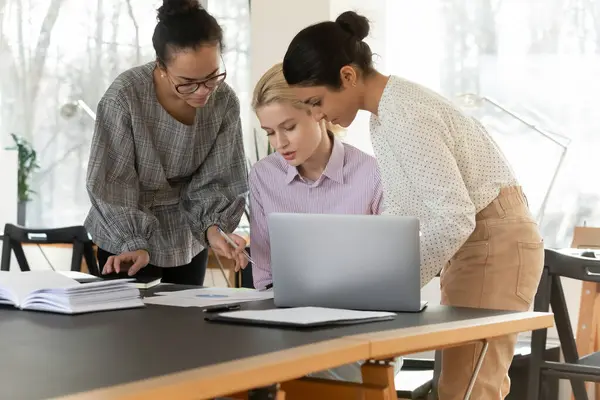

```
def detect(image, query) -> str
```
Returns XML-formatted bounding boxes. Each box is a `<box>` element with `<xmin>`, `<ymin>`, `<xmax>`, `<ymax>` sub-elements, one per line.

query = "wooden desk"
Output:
<box><xmin>0</xmin><ymin>288</ymin><xmax>552</xmax><ymax>400</ymax></box>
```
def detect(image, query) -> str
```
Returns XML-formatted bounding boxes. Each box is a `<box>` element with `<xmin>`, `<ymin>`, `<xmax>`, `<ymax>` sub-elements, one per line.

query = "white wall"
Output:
<box><xmin>249</xmin><ymin>0</ymin><xmax>331</xmax><ymax>160</ymax></box>
<box><xmin>328</xmin><ymin>0</ymin><xmax>386</xmax><ymax>154</ymax></box>
<box><xmin>249</xmin><ymin>0</ymin><xmax>386</xmax><ymax>159</ymax></box>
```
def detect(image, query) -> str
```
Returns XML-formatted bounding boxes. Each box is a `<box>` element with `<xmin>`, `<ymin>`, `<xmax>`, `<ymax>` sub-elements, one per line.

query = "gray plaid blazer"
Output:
<box><xmin>84</xmin><ymin>62</ymin><xmax>248</xmax><ymax>267</ymax></box>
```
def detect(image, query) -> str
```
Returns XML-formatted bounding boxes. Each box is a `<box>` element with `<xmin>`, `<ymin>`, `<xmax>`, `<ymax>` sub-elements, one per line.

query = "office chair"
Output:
<box><xmin>1</xmin><ymin>223</ymin><xmax>100</xmax><ymax>275</ymax></box>
<box><xmin>528</xmin><ymin>248</ymin><xmax>600</xmax><ymax>400</ymax></box>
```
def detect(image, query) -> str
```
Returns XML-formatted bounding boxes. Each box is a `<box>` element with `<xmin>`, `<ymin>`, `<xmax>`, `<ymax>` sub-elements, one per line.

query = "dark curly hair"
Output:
<box><xmin>152</xmin><ymin>0</ymin><xmax>223</xmax><ymax>66</ymax></box>
<box><xmin>283</xmin><ymin>11</ymin><xmax>374</xmax><ymax>88</ymax></box>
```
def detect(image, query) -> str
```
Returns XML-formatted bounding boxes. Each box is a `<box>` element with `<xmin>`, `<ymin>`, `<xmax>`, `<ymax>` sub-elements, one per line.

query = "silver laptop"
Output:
<box><xmin>267</xmin><ymin>213</ymin><xmax>427</xmax><ymax>312</ymax></box>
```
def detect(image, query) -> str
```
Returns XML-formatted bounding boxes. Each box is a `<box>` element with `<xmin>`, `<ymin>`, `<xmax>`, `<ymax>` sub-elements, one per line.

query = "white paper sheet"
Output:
<box><xmin>144</xmin><ymin>287</ymin><xmax>273</xmax><ymax>308</ymax></box>
<box><xmin>143</xmin><ymin>296</ymin><xmax>223</xmax><ymax>307</ymax></box>
<box><xmin>218</xmin><ymin>307</ymin><xmax>395</xmax><ymax>325</ymax></box>
<box><xmin>155</xmin><ymin>287</ymin><xmax>274</xmax><ymax>301</ymax></box>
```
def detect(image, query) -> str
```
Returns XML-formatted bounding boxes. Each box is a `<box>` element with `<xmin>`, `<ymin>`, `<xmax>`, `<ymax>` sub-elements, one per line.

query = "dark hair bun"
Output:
<box><xmin>157</xmin><ymin>0</ymin><xmax>201</xmax><ymax>21</ymax></box>
<box><xmin>335</xmin><ymin>11</ymin><xmax>370</xmax><ymax>41</ymax></box>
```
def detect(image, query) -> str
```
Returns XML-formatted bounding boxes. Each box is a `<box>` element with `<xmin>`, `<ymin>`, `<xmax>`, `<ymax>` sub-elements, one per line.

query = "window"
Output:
<box><xmin>0</xmin><ymin>0</ymin><xmax>250</xmax><ymax>229</ymax></box>
<box><xmin>382</xmin><ymin>0</ymin><xmax>600</xmax><ymax>248</ymax></box>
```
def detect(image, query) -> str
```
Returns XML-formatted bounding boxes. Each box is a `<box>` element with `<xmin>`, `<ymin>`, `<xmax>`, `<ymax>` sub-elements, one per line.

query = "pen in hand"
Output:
<box><xmin>216</xmin><ymin>227</ymin><xmax>255</xmax><ymax>265</ymax></box>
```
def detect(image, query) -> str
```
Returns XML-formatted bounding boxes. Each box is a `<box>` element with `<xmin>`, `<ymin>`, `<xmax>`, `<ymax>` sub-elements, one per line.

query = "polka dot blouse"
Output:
<box><xmin>370</xmin><ymin>76</ymin><xmax>518</xmax><ymax>288</ymax></box>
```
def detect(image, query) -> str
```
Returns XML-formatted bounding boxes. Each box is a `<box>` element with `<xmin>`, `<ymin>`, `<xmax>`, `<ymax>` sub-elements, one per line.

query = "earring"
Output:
<box><xmin>352</xmin><ymin>82</ymin><xmax>357</xmax><ymax>87</ymax></box>
<box><xmin>161</xmin><ymin>73</ymin><xmax>165</xmax><ymax>78</ymax></box>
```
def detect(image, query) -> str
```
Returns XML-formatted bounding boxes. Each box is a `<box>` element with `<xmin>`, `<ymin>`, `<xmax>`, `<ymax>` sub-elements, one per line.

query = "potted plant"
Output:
<box><xmin>6</xmin><ymin>133</ymin><xmax>40</xmax><ymax>226</ymax></box>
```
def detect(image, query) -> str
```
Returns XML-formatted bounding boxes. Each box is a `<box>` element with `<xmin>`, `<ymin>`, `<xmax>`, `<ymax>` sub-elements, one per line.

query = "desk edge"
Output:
<box><xmin>351</xmin><ymin>311</ymin><xmax>554</xmax><ymax>358</ymax></box>
<box><xmin>54</xmin><ymin>337</ymin><xmax>369</xmax><ymax>400</ymax></box>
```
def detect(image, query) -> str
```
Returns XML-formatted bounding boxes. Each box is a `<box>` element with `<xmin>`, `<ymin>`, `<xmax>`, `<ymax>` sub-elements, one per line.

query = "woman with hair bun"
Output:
<box><xmin>282</xmin><ymin>11</ymin><xmax>543</xmax><ymax>400</ymax></box>
<box><xmin>85</xmin><ymin>0</ymin><xmax>249</xmax><ymax>285</ymax></box>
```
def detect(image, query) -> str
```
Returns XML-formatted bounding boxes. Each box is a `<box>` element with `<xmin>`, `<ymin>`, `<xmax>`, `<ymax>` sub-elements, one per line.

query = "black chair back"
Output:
<box><xmin>1</xmin><ymin>223</ymin><xmax>99</xmax><ymax>275</ymax></box>
<box><xmin>528</xmin><ymin>248</ymin><xmax>600</xmax><ymax>400</ymax></box>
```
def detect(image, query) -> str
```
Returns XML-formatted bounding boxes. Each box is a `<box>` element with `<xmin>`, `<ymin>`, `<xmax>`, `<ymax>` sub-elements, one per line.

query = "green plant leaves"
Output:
<box><xmin>7</xmin><ymin>133</ymin><xmax>40</xmax><ymax>202</ymax></box>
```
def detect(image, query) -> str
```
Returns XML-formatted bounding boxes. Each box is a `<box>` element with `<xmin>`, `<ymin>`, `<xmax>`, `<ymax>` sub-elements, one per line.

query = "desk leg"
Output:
<box><xmin>282</xmin><ymin>377</ymin><xmax>388</xmax><ymax>399</ymax></box>
<box><xmin>361</xmin><ymin>359</ymin><xmax>397</xmax><ymax>400</ymax></box>
<box><xmin>229</xmin><ymin>372</ymin><xmax>394</xmax><ymax>400</ymax></box>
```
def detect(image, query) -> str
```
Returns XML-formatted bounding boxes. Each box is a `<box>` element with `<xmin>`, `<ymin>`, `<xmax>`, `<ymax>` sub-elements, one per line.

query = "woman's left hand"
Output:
<box><xmin>206</xmin><ymin>225</ymin><xmax>249</xmax><ymax>271</ymax></box>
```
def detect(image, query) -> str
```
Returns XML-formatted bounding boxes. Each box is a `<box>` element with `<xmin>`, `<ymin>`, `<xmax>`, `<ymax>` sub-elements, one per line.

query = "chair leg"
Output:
<box><xmin>1</xmin><ymin>235</ymin><xmax>11</xmax><ymax>271</ymax></box>
<box><xmin>551</xmin><ymin>274</ymin><xmax>589</xmax><ymax>399</ymax></box>
<box><xmin>82</xmin><ymin>243</ymin><xmax>100</xmax><ymax>276</ymax></box>
<box><xmin>11</xmin><ymin>241</ymin><xmax>30</xmax><ymax>271</ymax></box>
<box><xmin>71</xmin><ymin>241</ymin><xmax>84</xmax><ymax>272</ymax></box>
<box><xmin>527</xmin><ymin>267</ymin><xmax>551</xmax><ymax>400</ymax></box>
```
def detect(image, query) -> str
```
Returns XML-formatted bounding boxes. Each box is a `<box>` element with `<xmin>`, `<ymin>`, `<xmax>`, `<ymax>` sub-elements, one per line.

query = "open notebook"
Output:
<box><xmin>58</xmin><ymin>270</ymin><xmax>162</xmax><ymax>289</ymax></box>
<box><xmin>0</xmin><ymin>271</ymin><xmax>144</xmax><ymax>314</ymax></box>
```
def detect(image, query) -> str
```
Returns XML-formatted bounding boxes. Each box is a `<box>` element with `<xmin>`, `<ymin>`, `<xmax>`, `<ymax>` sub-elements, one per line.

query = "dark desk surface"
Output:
<box><xmin>0</xmin><ymin>285</ymin><xmax>552</xmax><ymax>400</ymax></box>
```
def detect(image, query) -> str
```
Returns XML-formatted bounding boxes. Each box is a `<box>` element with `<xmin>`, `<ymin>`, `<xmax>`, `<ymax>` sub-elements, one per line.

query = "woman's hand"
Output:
<box><xmin>206</xmin><ymin>225</ymin><xmax>249</xmax><ymax>271</ymax></box>
<box><xmin>102</xmin><ymin>250</ymin><xmax>150</xmax><ymax>276</ymax></box>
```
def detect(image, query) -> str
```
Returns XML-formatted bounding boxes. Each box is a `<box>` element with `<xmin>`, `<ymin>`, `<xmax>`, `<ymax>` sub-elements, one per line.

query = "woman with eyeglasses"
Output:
<box><xmin>84</xmin><ymin>0</ymin><xmax>249</xmax><ymax>285</ymax></box>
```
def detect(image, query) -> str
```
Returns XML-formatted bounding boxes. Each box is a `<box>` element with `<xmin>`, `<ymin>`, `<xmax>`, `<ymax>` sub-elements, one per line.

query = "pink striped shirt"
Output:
<box><xmin>249</xmin><ymin>137</ymin><xmax>384</xmax><ymax>290</ymax></box>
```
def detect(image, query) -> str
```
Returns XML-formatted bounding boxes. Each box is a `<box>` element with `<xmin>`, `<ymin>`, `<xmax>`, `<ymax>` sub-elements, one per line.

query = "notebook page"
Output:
<box><xmin>41</xmin><ymin>278</ymin><xmax>134</xmax><ymax>293</ymax></box>
<box><xmin>23</xmin><ymin>298</ymin><xmax>145</xmax><ymax>314</ymax></box>
<box><xmin>218</xmin><ymin>307</ymin><xmax>395</xmax><ymax>325</ymax></box>
<box><xmin>58</xmin><ymin>271</ymin><xmax>101</xmax><ymax>282</ymax></box>
<box><xmin>0</xmin><ymin>271</ymin><xmax>79</xmax><ymax>306</ymax></box>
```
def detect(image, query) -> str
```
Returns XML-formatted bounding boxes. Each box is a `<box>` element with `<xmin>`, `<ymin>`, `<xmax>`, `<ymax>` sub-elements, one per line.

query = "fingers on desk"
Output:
<box><xmin>103</xmin><ymin>256</ymin><xmax>115</xmax><ymax>274</ymax></box>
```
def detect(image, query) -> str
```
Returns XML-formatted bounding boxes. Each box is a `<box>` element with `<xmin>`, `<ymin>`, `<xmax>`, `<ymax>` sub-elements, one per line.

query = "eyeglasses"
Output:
<box><xmin>172</xmin><ymin>72</ymin><xmax>227</xmax><ymax>94</ymax></box>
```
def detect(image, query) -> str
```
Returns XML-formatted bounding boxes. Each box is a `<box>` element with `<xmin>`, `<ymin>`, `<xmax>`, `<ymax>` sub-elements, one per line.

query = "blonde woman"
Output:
<box><xmin>249</xmin><ymin>63</ymin><xmax>389</xmax><ymax>382</ymax></box>
<box><xmin>250</xmin><ymin>62</ymin><xmax>383</xmax><ymax>290</ymax></box>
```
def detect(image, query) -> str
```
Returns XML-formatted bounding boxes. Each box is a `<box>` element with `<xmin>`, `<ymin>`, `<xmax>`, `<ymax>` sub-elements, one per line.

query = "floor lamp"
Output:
<box><xmin>60</xmin><ymin>99</ymin><xmax>96</xmax><ymax>121</ymax></box>
<box><xmin>456</xmin><ymin>93</ymin><xmax>571</xmax><ymax>226</ymax></box>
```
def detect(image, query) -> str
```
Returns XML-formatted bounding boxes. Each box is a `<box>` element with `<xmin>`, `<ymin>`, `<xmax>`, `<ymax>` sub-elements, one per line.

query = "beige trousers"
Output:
<box><xmin>438</xmin><ymin>186</ymin><xmax>544</xmax><ymax>400</ymax></box>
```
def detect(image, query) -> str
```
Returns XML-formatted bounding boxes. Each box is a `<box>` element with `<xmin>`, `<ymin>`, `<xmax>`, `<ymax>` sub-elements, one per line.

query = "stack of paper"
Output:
<box><xmin>144</xmin><ymin>287</ymin><xmax>273</xmax><ymax>308</ymax></box>
<box><xmin>0</xmin><ymin>270</ymin><xmax>144</xmax><ymax>314</ymax></box>
<box><xmin>58</xmin><ymin>271</ymin><xmax>162</xmax><ymax>289</ymax></box>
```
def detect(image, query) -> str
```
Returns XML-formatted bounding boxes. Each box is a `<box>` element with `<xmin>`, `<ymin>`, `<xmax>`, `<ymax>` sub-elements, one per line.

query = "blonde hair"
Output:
<box><xmin>252</xmin><ymin>62</ymin><xmax>343</xmax><ymax>135</ymax></box>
